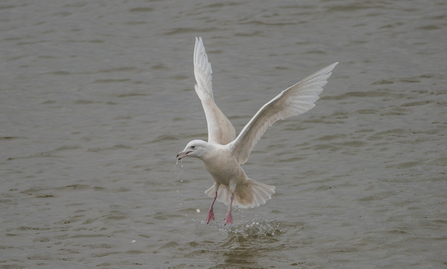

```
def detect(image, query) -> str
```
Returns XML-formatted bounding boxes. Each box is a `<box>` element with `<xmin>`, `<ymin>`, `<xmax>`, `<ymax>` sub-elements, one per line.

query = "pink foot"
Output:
<box><xmin>224</xmin><ymin>210</ymin><xmax>233</xmax><ymax>225</ymax></box>
<box><xmin>224</xmin><ymin>192</ymin><xmax>234</xmax><ymax>225</ymax></box>
<box><xmin>206</xmin><ymin>191</ymin><xmax>218</xmax><ymax>224</ymax></box>
<box><xmin>206</xmin><ymin>208</ymin><xmax>215</xmax><ymax>224</ymax></box>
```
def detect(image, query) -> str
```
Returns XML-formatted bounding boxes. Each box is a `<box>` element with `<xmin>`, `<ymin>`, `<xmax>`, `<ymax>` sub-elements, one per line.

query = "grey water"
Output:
<box><xmin>1</xmin><ymin>0</ymin><xmax>447</xmax><ymax>268</ymax></box>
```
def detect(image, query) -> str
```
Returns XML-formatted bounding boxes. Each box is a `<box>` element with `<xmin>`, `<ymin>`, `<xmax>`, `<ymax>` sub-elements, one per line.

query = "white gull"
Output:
<box><xmin>177</xmin><ymin>37</ymin><xmax>338</xmax><ymax>225</ymax></box>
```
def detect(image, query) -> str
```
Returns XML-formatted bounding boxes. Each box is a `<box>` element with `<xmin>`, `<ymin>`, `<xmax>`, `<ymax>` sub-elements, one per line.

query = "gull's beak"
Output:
<box><xmin>176</xmin><ymin>150</ymin><xmax>191</xmax><ymax>160</ymax></box>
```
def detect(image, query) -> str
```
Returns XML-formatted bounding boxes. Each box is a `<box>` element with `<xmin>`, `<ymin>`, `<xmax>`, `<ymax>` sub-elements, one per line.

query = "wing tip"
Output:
<box><xmin>325</xmin><ymin>62</ymin><xmax>339</xmax><ymax>71</ymax></box>
<box><xmin>327</xmin><ymin>62</ymin><xmax>339</xmax><ymax>72</ymax></box>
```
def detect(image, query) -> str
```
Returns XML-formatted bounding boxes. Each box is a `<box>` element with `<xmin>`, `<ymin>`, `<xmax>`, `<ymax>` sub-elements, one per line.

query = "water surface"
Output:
<box><xmin>1</xmin><ymin>0</ymin><xmax>446</xmax><ymax>268</ymax></box>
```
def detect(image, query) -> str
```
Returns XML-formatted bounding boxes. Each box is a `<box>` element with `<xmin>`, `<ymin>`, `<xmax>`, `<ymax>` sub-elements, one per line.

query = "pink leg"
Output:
<box><xmin>224</xmin><ymin>193</ymin><xmax>234</xmax><ymax>225</ymax></box>
<box><xmin>206</xmin><ymin>191</ymin><xmax>217</xmax><ymax>224</ymax></box>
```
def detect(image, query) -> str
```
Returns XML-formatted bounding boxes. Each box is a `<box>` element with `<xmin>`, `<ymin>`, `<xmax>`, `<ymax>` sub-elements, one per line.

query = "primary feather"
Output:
<box><xmin>229</xmin><ymin>62</ymin><xmax>338</xmax><ymax>164</ymax></box>
<box><xmin>193</xmin><ymin>37</ymin><xmax>236</xmax><ymax>145</ymax></box>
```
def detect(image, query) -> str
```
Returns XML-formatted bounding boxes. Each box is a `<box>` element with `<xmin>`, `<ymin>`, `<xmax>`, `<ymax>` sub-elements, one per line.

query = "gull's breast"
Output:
<box><xmin>202</xmin><ymin>148</ymin><xmax>247</xmax><ymax>186</ymax></box>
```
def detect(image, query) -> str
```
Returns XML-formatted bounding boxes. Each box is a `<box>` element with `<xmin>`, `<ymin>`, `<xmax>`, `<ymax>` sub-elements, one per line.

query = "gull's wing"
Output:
<box><xmin>229</xmin><ymin>62</ymin><xmax>338</xmax><ymax>164</ymax></box>
<box><xmin>193</xmin><ymin>37</ymin><xmax>236</xmax><ymax>145</ymax></box>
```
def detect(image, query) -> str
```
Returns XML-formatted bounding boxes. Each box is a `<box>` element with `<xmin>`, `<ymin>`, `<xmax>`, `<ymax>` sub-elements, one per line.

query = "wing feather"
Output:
<box><xmin>193</xmin><ymin>37</ymin><xmax>236</xmax><ymax>145</ymax></box>
<box><xmin>229</xmin><ymin>62</ymin><xmax>338</xmax><ymax>164</ymax></box>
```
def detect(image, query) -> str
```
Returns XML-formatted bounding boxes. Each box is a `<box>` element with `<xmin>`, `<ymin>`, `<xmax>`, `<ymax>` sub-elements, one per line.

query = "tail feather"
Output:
<box><xmin>204</xmin><ymin>184</ymin><xmax>215</xmax><ymax>198</ymax></box>
<box><xmin>206</xmin><ymin>179</ymin><xmax>275</xmax><ymax>209</ymax></box>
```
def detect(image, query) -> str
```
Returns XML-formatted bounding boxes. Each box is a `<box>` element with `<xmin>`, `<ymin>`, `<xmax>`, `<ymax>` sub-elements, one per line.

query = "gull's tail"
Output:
<box><xmin>206</xmin><ymin>179</ymin><xmax>275</xmax><ymax>209</ymax></box>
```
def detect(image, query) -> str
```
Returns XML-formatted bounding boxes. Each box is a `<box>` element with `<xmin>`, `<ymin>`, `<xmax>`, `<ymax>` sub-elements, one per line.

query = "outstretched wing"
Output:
<box><xmin>229</xmin><ymin>62</ymin><xmax>338</xmax><ymax>164</ymax></box>
<box><xmin>193</xmin><ymin>37</ymin><xmax>236</xmax><ymax>145</ymax></box>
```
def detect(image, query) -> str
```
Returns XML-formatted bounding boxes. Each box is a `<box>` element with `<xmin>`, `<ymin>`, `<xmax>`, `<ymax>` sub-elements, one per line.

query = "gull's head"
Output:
<box><xmin>176</xmin><ymin>140</ymin><xmax>208</xmax><ymax>160</ymax></box>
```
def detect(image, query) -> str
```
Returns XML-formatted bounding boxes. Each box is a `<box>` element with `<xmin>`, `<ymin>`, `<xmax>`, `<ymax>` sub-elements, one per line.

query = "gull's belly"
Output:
<box><xmin>202</xmin><ymin>152</ymin><xmax>246</xmax><ymax>186</ymax></box>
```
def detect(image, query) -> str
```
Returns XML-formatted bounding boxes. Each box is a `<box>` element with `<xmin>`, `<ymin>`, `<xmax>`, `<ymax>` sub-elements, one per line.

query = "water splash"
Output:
<box><xmin>218</xmin><ymin>217</ymin><xmax>283</xmax><ymax>239</ymax></box>
<box><xmin>175</xmin><ymin>160</ymin><xmax>184</xmax><ymax>206</ymax></box>
<box><xmin>174</xmin><ymin>159</ymin><xmax>183</xmax><ymax>182</ymax></box>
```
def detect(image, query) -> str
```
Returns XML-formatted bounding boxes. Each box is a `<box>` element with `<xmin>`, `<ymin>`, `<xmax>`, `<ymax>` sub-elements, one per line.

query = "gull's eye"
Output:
<box><xmin>191</xmin><ymin>146</ymin><xmax>196</xmax><ymax>149</ymax></box>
